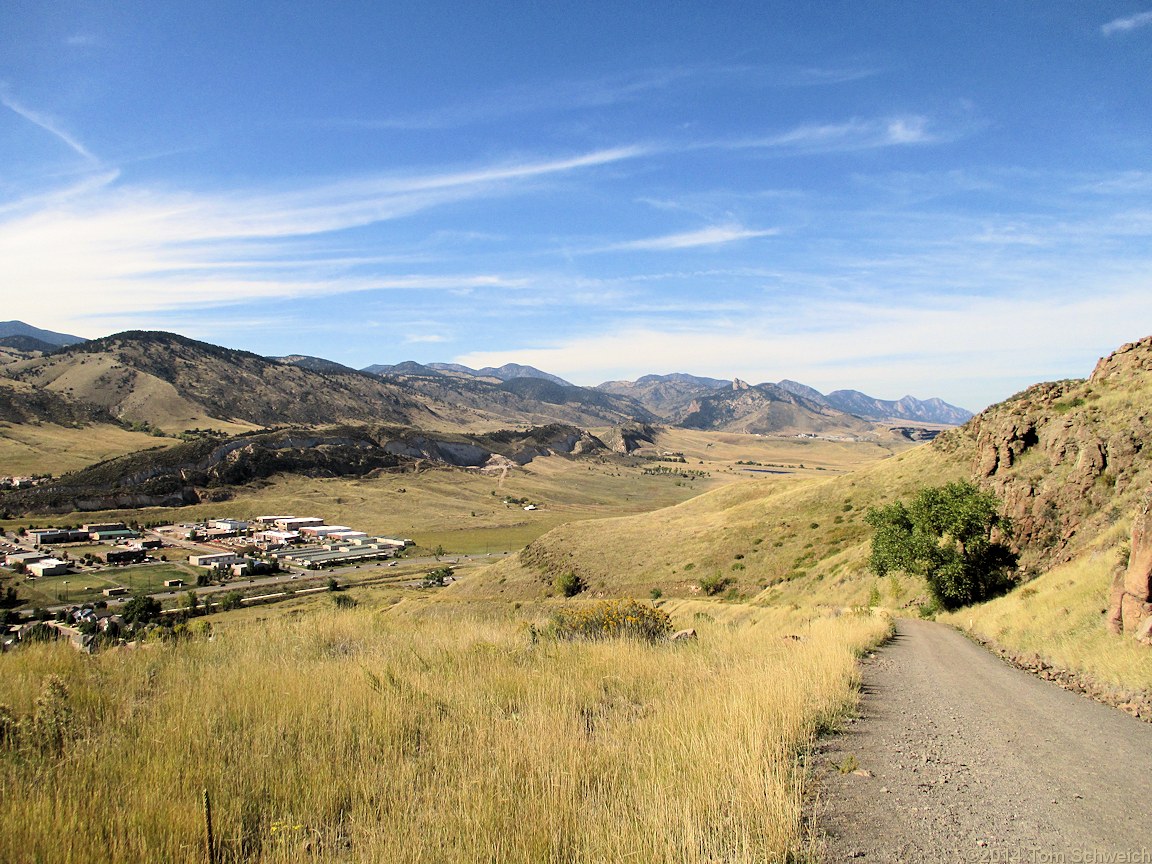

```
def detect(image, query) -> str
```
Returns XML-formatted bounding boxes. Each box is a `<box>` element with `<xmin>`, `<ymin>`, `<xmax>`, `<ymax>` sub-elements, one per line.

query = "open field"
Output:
<box><xmin>632</xmin><ymin>427</ymin><xmax>912</xmax><ymax>475</ymax></box>
<box><xmin>0</xmin><ymin>597</ymin><xmax>890</xmax><ymax>864</ymax></box>
<box><xmin>0</xmin><ymin>422</ymin><xmax>176</xmax><ymax>477</ymax></box>
<box><xmin>2</xmin><ymin>433</ymin><xmax>910</xmax><ymax>559</ymax></box>
<box><xmin>14</xmin><ymin>561</ymin><xmax>203</xmax><ymax>608</ymax></box>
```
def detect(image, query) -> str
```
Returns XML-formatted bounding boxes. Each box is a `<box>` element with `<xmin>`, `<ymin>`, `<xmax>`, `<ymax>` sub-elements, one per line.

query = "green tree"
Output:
<box><xmin>865</xmin><ymin>481</ymin><xmax>1018</xmax><ymax>611</ymax></box>
<box><xmin>122</xmin><ymin>592</ymin><xmax>161</xmax><ymax>626</ymax></box>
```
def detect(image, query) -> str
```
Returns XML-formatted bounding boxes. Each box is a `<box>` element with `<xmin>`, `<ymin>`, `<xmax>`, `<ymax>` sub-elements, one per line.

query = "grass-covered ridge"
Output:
<box><xmin>0</xmin><ymin>600</ymin><xmax>889</xmax><ymax>863</ymax></box>
<box><xmin>468</xmin><ymin>443</ymin><xmax>967</xmax><ymax>605</ymax></box>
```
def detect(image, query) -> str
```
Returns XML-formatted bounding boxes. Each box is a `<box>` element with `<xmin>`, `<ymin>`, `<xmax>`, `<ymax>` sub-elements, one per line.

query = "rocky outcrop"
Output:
<box><xmin>1108</xmin><ymin>488</ymin><xmax>1152</xmax><ymax>640</ymax></box>
<box><xmin>937</xmin><ymin>339</ymin><xmax>1152</xmax><ymax>570</ymax></box>
<box><xmin>599</xmin><ymin>423</ymin><xmax>658</xmax><ymax>454</ymax></box>
<box><xmin>1091</xmin><ymin>335</ymin><xmax>1152</xmax><ymax>382</ymax></box>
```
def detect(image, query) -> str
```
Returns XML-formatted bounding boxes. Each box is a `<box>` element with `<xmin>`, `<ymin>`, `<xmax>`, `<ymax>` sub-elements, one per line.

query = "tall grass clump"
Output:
<box><xmin>0</xmin><ymin>601</ymin><xmax>888</xmax><ymax>863</ymax></box>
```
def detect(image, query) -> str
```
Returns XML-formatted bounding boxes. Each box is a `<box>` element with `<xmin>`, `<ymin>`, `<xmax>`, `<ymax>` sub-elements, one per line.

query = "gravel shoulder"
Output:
<box><xmin>813</xmin><ymin>617</ymin><xmax>1152</xmax><ymax>863</ymax></box>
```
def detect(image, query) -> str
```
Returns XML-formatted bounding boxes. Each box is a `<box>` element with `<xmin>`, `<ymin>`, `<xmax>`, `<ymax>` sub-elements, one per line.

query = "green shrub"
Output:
<box><xmin>555</xmin><ymin>571</ymin><xmax>584</xmax><ymax>597</ymax></box>
<box><xmin>550</xmin><ymin>599</ymin><xmax>672</xmax><ymax>643</ymax></box>
<box><xmin>698</xmin><ymin>573</ymin><xmax>731</xmax><ymax>596</ymax></box>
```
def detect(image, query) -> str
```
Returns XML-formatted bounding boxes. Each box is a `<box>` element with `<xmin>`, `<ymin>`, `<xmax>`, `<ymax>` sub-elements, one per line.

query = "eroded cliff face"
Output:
<box><xmin>936</xmin><ymin>337</ymin><xmax>1152</xmax><ymax>572</ymax></box>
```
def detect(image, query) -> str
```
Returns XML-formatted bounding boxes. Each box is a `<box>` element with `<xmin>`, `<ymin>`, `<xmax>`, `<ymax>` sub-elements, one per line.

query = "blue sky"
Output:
<box><xmin>2</xmin><ymin>2</ymin><xmax>1151</xmax><ymax>410</ymax></box>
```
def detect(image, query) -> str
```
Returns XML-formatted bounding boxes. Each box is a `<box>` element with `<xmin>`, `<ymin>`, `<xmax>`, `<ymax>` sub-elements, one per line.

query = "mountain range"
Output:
<box><xmin>0</xmin><ymin>323</ymin><xmax>971</xmax><ymax>436</ymax></box>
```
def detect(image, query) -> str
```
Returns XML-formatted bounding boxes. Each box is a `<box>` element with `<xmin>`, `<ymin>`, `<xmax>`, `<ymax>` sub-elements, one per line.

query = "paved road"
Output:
<box><xmin>815</xmin><ymin>618</ymin><xmax>1152</xmax><ymax>863</ymax></box>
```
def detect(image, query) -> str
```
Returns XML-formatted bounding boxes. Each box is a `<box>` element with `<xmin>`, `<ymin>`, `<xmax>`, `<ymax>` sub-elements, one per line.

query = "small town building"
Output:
<box><xmin>29</xmin><ymin>528</ymin><xmax>90</xmax><ymax>545</ymax></box>
<box><xmin>163</xmin><ymin>578</ymin><xmax>187</xmax><ymax>588</ymax></box>
<box><xmin>254</xmin><ymin>530</ymin><xmax>300</xmax><ymax>546</ymax></box>
<box><xmin>6</xmin><ymin>550</ymin><xmax>47</xmax><ymax>567</ymax></box>
<box><xmin>299</xmin><ymin>525</ymin><xmax>352</xmax><ymax>538</ymax></box>
<box><xmin>82</xmin><ymin>522</ymin><xmax>127</xmax><ymax>533</ymax></box>
<box><xmin>28</xmin><ymin>558</ymin><xmax>70</xmax><ymax>577</ymax></box>
<box><xmin>90</xmin><ymin>528</ymin><xmax>140</xmax><ymax>542</ymax></box>
<box><xmin>274</xmin><ymin>517</ymin><xmax>325</xmax><ymax>531</ymax></box>
<box><xmin>189</xmin><ymin>552</ymin><xmax>240</xmax><ymax>568</ymax></box>
<box><xmin>106</xmin><ymin>549</ymin><xmax>147</xmax><ymax>565</ymax></box>
<box><xmin>102</xmin><ymin>587</ymin><xmax>129</xmax><ymax>597</ymax></box>
<box><xmin>212</xmin><ymin>519</ymin><xmax>249</xmax><ymax>532</ymax></box>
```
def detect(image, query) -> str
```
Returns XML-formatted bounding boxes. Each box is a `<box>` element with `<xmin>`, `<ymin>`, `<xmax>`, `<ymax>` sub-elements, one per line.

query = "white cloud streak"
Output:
<box><xmin>734</xmin><ymin>115</ymin><xmax>937</xmax><ymax>152</ymax></box>
<box><xmin>1102</xmin><ymin>10</ymin><xmax>1152</xmax><ymax>35</ymax></box>
<box><xmin>609</xmin><ymin>224</ymin><xmax>779</xmax><ymax>251</ymax></box>
<box><xmin>0</xmin><ymin>90</ymin><xmax>97</xmax><ymax>162</ymax></box>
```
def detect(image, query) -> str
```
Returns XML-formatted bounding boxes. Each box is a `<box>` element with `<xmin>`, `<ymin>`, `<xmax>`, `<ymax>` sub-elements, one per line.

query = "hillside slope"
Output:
<box><xmin>454</xmin><ymin>444</ymin><xmax>967</xmax><ymax>603</ymax></box>
<box><xmin>936</xmin><ymin>336</ymin><xmax>1152</xmax><ymax>573</ymax></box>
<box><xmin>464</xmin><ymin>340</ymin><xmax>1150</xmax><ymax>596</ymax></box>
<box><xmin>4</xmin><ymin>331</ymin><xmax>651</xmax><ymax>433</ymax></box>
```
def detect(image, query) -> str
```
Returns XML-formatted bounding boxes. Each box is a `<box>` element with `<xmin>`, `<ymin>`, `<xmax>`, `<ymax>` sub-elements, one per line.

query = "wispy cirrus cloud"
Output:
<box><xmin>1101</xmin><ymin>10</ymin><xmax>1152</xmax><ymax>35</ymax></box>
<box><xmin>608</xmin><ymin>223</ymin><xmax>778</xmax><ymax>251</ymax></box>
<box><xmin>0</xmin><ymin>145</ymin><xmax>643</xmax><ymax>329</ymax></box>
<box><xmin>754</xmin><ymin>115</ymin><xmax>936</xmax><ymax>151</ymax></box>
<box><xmin>0</xmin><ymin>88</ymin><xmax>98</xmax><ymax>162</ymax></box>
<box><xmin>325</xmin><ymin>63</ymin><xmax>876</xmax><ymax>132</ymax></box>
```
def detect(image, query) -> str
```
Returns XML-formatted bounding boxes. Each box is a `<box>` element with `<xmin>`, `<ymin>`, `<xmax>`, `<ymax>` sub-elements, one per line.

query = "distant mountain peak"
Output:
<box><xmin>0</xmin><ymin>321</ymin><xmax>86</xmax><ymax>347</ymax></box>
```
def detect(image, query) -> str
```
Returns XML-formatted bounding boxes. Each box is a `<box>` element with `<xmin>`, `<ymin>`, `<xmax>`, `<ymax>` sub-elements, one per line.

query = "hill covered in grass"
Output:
<box><xmin>460</xmin><ymin>336</ymin><xmax>1152</xmax><ymax>693</ymax></box>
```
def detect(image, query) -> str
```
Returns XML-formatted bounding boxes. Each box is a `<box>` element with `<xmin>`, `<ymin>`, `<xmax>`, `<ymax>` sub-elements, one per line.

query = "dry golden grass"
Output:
<box><xmin>463</xmin><ymin>443</ymin><xmax>965</xmax><ymax>604</ymax></box>
<box><xmin>0</xmin><ymin>599</ymin><xmax>890</xmax><ymax>864</ymax></box>
<box><xmin>0</xmin><ymin>422</ymin><xmax>177</xmax><ymax>476</ymax></box>
<box><xmin>943</xmin><ymin>539</ymin><xmax>1152</xmax><ymax>692</ymax></box>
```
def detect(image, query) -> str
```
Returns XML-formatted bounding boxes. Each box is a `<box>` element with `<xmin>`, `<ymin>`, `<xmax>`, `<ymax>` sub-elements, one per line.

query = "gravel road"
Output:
<box><xmin>814</xmin><ymin>617</ymin><xmax>1152</xmax><ymax>863</ymax></box>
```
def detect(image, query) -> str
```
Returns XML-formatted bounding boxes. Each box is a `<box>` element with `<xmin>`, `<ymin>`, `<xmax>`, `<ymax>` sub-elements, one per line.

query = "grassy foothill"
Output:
<box><xmin>0</xmin><ymin>599</ymin><xmax>890</xmax><ymax>864</ymax></box>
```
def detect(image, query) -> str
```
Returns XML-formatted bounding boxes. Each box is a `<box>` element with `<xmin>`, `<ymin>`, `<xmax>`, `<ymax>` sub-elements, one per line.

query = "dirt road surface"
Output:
<box><xmin>815</xmin><ymin>618</ymin><xmax>1152</xmax><ymax>863</ymax></box>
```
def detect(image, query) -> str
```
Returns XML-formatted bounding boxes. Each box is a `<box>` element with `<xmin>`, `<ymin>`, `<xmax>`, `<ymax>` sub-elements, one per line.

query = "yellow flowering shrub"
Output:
<box><xmin>550</xmin><ymin>599</ymin><xmax>673</xmax><ymax>643</ymax></box>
